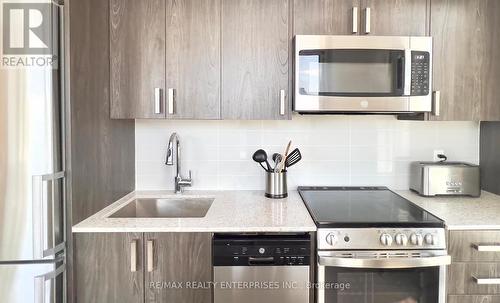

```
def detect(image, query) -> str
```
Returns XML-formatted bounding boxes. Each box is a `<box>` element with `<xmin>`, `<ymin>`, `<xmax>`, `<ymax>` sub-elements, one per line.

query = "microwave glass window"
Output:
<box><xmin>298</xmin><ymin>49</ymin><xmax>405</xmax><ymax>97</ymax></box>
<box><xmin>322</xmin><ymin>266</ymin><xmax>440</xmax><ymax>303</ymax></box>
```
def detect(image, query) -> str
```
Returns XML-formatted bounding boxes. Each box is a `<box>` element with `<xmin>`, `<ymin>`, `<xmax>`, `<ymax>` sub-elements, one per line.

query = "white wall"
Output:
<box><xmin>136</xmin><ymin>115</ymin><xmax>479</xmax><ymax>191</ymax></box>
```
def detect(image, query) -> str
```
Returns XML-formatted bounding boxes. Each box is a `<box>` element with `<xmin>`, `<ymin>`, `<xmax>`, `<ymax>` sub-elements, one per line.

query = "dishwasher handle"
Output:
<box><xmin>248</xmin><ymin>257</ymin><xmax>275</xmax><ymax>265</ymax></box>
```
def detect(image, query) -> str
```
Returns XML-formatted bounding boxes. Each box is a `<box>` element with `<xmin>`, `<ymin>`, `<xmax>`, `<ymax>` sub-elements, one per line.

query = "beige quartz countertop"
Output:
<box><xmin>396</xmin><ymin>190</ymin><xmax>500</xmax><ymax>230</ymax></box>
<box><xmin>73</xmin><ymin>188</ymin><xmax>500</xmax><ymax>233</ymax></box>
<box><xmin>72</xmin><ymin>190</ymin><xmax>317</xmax><ymax>233</ymax></box>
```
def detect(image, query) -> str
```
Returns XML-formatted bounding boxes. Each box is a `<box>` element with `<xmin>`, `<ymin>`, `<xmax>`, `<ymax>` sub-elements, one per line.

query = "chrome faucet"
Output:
<box><xmin>166</xmin><ymin>132</ymin><xmax>192</xmax><ymax>193</ymax></box>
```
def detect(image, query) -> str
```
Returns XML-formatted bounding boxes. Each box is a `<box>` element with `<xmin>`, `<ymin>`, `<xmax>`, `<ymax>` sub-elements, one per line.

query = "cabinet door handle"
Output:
<box><xmin>280</xmin><ymin>89</ymin><xmax>286</xmax><ymax>116</ymax></box>
<box><xmin>130</xmin><ymin>240</ymin><xmax>137</xmax><ymax>272</ymax></box>
<box><xmin>473</xmin><ymin>244</ymin><xmax>500</xmax><ymax>252</ymax></box>
<box><xmin>472</xmin><ymin>275</ymin><xmax>500</xmax><ymax>285</ymax></box>
<box><xmin>147</xmin><ymin>240</ymin><xmax>154</xmax><ymax>272</ymax></box>
<box><xmin>364</xmin><ymin>8</ymin><xmax>371</xmax><ymax>34</ymax></box>
<box><xmin>168</xmin><ymin>88</ymin><xmax>175</xmax><ymax>115</ymax></box>
<box><xmin>433</xmin><ymin>91</ymin><xmax>441</xmax><ymax>116</ymax></box>
<box><xmin>154</xmin><ymin>88</ymin><xmax>162</xmax><ymax>114</ymax></box>
<box><xmin>352</xmin><ymin>7</ymin><xmax>359</xmax><ymax>34</ymax></box>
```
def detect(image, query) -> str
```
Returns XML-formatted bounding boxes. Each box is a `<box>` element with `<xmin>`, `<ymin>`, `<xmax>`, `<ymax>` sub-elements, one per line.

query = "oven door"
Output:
<box><xmin>317</xmin><ymin>251</ymin><xmax>450</xmax><ymax>303</ymax></box>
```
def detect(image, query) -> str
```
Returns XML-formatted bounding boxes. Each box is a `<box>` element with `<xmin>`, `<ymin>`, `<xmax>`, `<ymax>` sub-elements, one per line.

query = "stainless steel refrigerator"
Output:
<box><xmin>0</xmin><ymin>2</ymin><xmax>66</xmax><ymax>303</ymax></box>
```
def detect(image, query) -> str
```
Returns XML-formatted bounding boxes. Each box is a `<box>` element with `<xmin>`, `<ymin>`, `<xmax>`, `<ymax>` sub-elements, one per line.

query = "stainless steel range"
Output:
<box><xmin>298</xmin><ymin>186</ymin><xmax>451</xmax><ymax>303</ymax></box>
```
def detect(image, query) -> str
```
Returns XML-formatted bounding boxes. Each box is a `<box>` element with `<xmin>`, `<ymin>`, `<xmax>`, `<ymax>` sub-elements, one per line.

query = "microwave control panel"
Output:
<box><xmin>410</xmin><ymin>51</ymin><xmax>430</xmax><ymax>96</ymax></box>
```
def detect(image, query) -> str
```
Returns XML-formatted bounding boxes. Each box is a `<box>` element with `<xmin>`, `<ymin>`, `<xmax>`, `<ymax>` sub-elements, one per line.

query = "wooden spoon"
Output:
<box><xmin>276</xmin><ymin>140</ymin><xmax>291</xmax><ymax>172</ymax></box>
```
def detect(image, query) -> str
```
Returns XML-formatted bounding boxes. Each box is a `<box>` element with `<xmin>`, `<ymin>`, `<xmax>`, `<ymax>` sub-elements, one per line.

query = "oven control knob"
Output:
<box><xmin>395</xmin><ymin>234</ymin><xmax>408</xmax><ymax>246</ymax></box>
<box><xmin>325</xmin><ymin>233</ymin><xmax>337</xmax><ymax>246</ymax></box>
<box><xmin>410</xmin><ymin>233</ymin><xmax>424</xmax><ymax>246</ymax></box>
<box><xmin>380</xmin><ymin>234</ymin><xmax>393</xmax><ymax>246</ymax></box>
<box><xmin>424</xmin><ymin>234</ymin><xmax>438</xmax><ymax>245</ymax></box>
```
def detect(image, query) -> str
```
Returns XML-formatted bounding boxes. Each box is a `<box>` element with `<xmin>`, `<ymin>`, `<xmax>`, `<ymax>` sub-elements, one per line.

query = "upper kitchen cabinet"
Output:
<box><xmin>221</xmin><ymin>0</ymin><xmax>291</xmax><ymax>120</ymax></box>
<box><xmin>110</xmin><ymin>0</ymin><xmax>221</xmax><ymax>119</ymax></box>
<box><xmin>361</xmin><ymin>0</ymin><xmax>428</xmax><ymax>36</ymax></box>
<box><xmin>293</xmin><ymin>0</ymin><xmax>360</xmax><ymax>35</ymax></box>
<box><xmin>293</xmin><ymin>0</ymin><xmax>427</xmax><ymax>36</ymax></box>
<box><xmin>110</xmin><ymin>0</ymin><xmax>166</xmax><ymax>119</ymax></box>
<box><xmin>430</xmin><ymin>0</ymin><xmax>500</xmax><ymax>121</ymax></box>
<box><xmin>165</xmin><ymin>0</ymin><xmax>221</xmax><ymax>119</ymax></box>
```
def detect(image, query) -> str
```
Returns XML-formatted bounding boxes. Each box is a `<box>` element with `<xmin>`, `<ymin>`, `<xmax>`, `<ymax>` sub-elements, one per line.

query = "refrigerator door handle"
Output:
<box><xmin>34</xmin><ymin>263</ymin><xmax>65</xmax><ymax>303</ymax></box>
<box><xmin>32</xmin><ymin>171</ymin><xmax>66</xmax><ymax>259</ymax></box>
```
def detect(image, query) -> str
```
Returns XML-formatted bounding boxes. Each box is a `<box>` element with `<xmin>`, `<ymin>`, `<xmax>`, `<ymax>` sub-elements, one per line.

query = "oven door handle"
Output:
<box><xmin>318</xmin><ymin>255</ymin><xmax>451</xmax><ymax>269</ymax></box>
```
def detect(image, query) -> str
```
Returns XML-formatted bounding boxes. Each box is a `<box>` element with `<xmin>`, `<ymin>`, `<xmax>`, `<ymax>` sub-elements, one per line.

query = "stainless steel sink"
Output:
<box><xmin>108</xmin><ymin>197</ymin><xmax>214</xmax><ymax>218</ymax></box>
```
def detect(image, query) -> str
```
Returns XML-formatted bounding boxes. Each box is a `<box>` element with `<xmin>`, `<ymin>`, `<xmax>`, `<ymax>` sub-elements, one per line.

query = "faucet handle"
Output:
<box><xmin>177</xmin><ymin>170</ymin><xmax>192</xmax><ymax>191</ymax></box>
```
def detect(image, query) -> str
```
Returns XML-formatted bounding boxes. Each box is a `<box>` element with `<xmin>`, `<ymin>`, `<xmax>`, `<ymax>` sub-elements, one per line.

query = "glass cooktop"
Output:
<box><xmin>298</xmin><ymin>186</ymin><xmax>444</xmax><ymax>228</ymax></box>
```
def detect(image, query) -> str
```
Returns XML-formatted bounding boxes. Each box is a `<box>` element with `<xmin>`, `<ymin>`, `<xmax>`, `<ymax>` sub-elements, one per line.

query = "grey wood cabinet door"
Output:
<box><xmin>449</xmin><ymin>230</ymin><xmax>500</xmax><ymax>262</ymax></box>
<box><xmin>430</xmin><ymin>0</ymin><xmax>500</xmax><ymax>121</ymax></box>
<box><xmin>293</xmin><ymin>0</ymin><xmax>360</xmax><ymax>35</ymax></box>
<box><xmin>222</xmin><ymin>0</ymin><xmax>290</xmax><ymax>120</ymax></box>
<box><xmin>144</xmin><ymin>232</ymin><xmax>212</xmax><ymax>303</ymax></box>
<box><xmin>110</xmin><ymin>0</ymin><xmax>166</xmax><ymax>119</ymax></box>
<box><xmin>448</xmin><ymin>295</ymin><xmax>500</xmax><ymax>303</ymax></box>
<box><xmin>448</xmin><ymin>262</ymin><xmax>500</xmax><ymax>295</ymax></box>
<box><xmin>74</xmin><ymin>233</ymin><xmax>144</xmax><ymax>303</ymax></box>
<box><xmin>361</xmin><ymin>0</ymin><xmax>428</xmax><ymax>36</ymax></box>
<box><xmin>165</xmin><ymin>0</ymin><xmax>221</xmax><ymax>119</ymax></box>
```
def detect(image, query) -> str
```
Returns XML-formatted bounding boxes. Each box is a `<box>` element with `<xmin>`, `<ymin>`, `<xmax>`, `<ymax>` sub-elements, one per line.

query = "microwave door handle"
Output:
<box><xmin>318</xmin><ymin>255</ymin><xmax>451</xmax><ymax>269</ymax></box>
<box><xmin>404</xmin><ymin>49</ymin><xmax>412</xmax><ymax>96</ymax></box>
<box><xmin>397</xmin><ymin>56</ymin><xmax>404</xmax><ymax>91</ymax></box>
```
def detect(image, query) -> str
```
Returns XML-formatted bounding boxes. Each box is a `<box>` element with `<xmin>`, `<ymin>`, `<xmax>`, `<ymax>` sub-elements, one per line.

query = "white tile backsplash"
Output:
<box><xmin>135</xmin><ymin>115</ymin><xmax>480</xmax><ymax>191</ymax></box>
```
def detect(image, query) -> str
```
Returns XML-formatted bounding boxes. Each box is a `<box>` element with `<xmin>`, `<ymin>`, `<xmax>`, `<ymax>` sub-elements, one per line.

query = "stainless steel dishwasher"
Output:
<box><xmin>213</xmin><ymin>234</ymin><xmax>311</xmax><ymax>303</ymax></box>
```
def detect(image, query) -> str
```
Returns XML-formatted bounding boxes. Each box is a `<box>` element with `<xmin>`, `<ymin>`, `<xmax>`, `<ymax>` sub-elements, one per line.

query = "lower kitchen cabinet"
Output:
<box><xmin>449</xmin><ymin>230</ymin><xmax>500</xmax><ymax>262</ymax></box>
<box><xmin>448</xmin><ymin>296</ymin><xmax>500</xmax><ymax>303</ymax></box>
<box><xmin>75</xmin><ymin>232</ymin><xmax>212</xmax><ymax>303</ymax></box>
<box><xmin>74</xmin><ymin>233</ymin><xmax>144</xmax><ymax>303</ymax></box>
<box><xmin>145</xmin><ymin>232</ymin><xmax>212</xmax><ymax>303</ymax></box>
<box><xmin>448</xmin><ymin>230</ymin><xmax>500</xmax><ymax>302</ymax></box>
<box><xmin>448</xmin><ymin>262</ymin><xmax>500</xmax><ymax>295</ymax></box>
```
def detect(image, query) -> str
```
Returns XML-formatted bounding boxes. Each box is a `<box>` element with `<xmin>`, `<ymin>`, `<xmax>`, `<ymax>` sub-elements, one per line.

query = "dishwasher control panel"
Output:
<box><xmin>213</xmin><ymin>234</ymin><xmax>311</xmax><ymax>266</ymax></box>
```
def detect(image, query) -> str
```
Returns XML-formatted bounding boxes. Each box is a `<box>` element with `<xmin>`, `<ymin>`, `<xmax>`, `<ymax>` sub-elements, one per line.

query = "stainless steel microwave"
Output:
<box><xmin>294</xmin><ymin>35</ymin><xmax>433</xmax><ymax>114</ymax></box>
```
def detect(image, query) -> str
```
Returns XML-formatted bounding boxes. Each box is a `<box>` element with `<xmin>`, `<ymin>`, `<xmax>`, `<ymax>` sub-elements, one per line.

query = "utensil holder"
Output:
<box><xmin>265</xmin><ymin>171</ymin><xmax>287</xmax><ymax>199</ymax></box>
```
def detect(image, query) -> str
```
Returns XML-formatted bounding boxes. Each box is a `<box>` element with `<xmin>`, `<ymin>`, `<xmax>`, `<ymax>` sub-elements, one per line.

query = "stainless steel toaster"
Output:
<box><xmin>410</xmin><ymin>162</ymin><xmax>481</xmax><ymax>197</ymax></box>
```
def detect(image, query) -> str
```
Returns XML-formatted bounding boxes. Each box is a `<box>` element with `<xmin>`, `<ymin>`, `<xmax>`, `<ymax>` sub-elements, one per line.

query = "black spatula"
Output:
<box><xmin>285</xmin><ymin>148</ymin><xmax>302</xmax><ymax>169</ymax></box>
